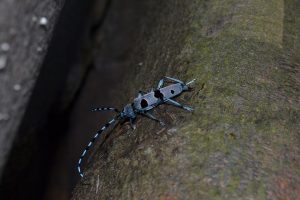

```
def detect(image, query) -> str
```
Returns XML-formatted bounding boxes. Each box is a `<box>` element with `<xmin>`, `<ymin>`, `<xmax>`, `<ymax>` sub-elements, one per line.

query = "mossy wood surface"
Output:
<box><xmin>73</xmin><ymin>0</ymin><xmax>300</xmax><ymax>199</ymax></box>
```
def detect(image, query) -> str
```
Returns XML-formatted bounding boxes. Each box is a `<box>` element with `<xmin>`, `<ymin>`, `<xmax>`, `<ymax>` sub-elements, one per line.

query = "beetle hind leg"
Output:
<box><xmin>186</xmin><ymin>79</ymin><xmax>196</xmax><ymax>86</ymax></box>
<box><xmin>164</xmin><ymin>76</ymin><xmax>185</xmax><ymax>84</ymax></box>
<box><xmin>166</xmin><ymin>98</ymin><xmax>194</xmax><ymax>112</ymax></box>
<box><xmin>157</xmin><ymin>76</ymin><xmax>186</xmax><ymax>89</ymax></box>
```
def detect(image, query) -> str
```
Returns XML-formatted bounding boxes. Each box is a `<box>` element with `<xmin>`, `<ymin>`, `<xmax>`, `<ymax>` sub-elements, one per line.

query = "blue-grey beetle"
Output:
<box><xmin>77</xmin><ymin>76</ymin><xmax>195</xmax><ymax>177</ymax></box>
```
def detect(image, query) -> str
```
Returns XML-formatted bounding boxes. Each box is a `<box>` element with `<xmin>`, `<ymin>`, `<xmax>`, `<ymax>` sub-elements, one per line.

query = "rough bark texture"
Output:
<box><xmin>0</xmin><ymin>0</ymin><xmax>65</xmax><ymax>178</ymax></box>
<box><xmin>72</xmin><ymin>0</ymin><xmax>300</xmax><ymax>199</ymax></box>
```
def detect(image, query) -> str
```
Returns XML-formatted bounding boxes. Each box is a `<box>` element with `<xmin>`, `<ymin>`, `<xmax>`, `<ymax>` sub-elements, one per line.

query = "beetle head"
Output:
<box><xmin>120</xmin><ymin>104</ymin><xmax>136</xmax><ymax>120</ymax></box>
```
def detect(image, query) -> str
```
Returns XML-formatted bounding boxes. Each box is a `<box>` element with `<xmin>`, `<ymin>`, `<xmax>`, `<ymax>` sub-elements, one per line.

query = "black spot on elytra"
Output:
<box><xmin>154</xmin><ymin>89</ymin><xmax>164</xmax><ymax>99</ymax></box>
<box><xmin>141</xmin><ymin>99</ymin><xmax>148</xmax><ymax>108</ymax></box>
<box><xmin>171</xmin><ymin>90</ymin><xmax>175</xmax><ymax>94</ymax></box>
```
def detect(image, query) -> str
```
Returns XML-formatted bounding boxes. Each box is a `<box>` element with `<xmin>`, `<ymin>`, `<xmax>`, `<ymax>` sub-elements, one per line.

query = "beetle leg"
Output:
<box><xmin>130</xmin><ymin>118</ymin><xmax>136</xmax><ymax>130</ymax></box>
<box><xmin>163</xmin><ymin>76</ymin><xmax>196</xmax><ymax>90</ymax></box>
<box><xmin>165</xmin><ymin>98</ymin><xmax>194</xmax><ymax>112</ymax></box>
<box><xmin>165</xmin><ymin>76</ymin><xmax>185</xmax><ymax>84</ymax></box>
<box><xmin>186</xmin><ymin>79</ymin><xmax>196</xmax><ymax>86</ymax></box>
<box><xmin>158</xmin><ymin>76</ymin><xmax>190</xmax><ymax>89</ymax></box>
<box><xmin>138</xmin><ymin>91</ymin><xmax>146</xmax><ymax>98</ymax></box>
<box><xmin>141</xmin><ymin>112</ymin><xmax>165</xmax><ymax>126</ymax></box>
<box><xmin>157</xmin><ymin>78</ymin><xmax>165</xmax><ymax>89</ymax></box>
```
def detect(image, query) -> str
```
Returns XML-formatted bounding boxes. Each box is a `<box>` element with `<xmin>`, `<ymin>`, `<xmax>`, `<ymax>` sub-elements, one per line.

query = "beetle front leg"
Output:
<box><xmin>130</xmin><ymin>118</ymin><xmax>136</xmax><ymax>130</ymax></box>
<box><xmin>138</xmin><ymin>91</ymin><xmax>146</xmax><ymax>98</ymax></box>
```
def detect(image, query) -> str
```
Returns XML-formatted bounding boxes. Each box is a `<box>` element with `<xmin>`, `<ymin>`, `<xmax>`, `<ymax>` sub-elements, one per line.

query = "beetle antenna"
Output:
<box><xmin>91</xmin><ymin>107</ymin><xmax>119</xmax><ymax>113</ymax></box>
<box><xmin>77</xmin><ymin>115</ymin><xmax>119</xmax><ymax>177</ymax></box>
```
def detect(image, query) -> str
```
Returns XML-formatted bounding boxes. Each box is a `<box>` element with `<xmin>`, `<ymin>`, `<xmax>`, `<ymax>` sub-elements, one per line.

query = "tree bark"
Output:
<box><xmin>0</xmin><ymin>0</ymin><xmax>102</xmax><ymax>198</ymax></box>
<box><xmin>0</xmin><ymin>0</ymin><xmax>65</xmax><ymax>178</ymax></box>
<box><xmin>72</xmin><ymin>0</ymin><xmax>300</xmax><ymax>199</ymax></box>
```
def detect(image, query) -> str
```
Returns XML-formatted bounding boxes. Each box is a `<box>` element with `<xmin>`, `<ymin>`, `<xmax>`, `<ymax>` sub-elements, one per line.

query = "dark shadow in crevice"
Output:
<box><xmin>0</xmin><ymin>0</ymin><xmax>103</xmax><ymax>199</ymax></box>
<box><xmin>0</xmin><ymin>0</ymin><xmax>152</xmax><ymax>199</ymax></box>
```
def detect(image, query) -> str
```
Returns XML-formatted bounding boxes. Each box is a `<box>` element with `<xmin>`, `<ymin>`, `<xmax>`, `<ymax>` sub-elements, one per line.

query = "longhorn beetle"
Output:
<box><xmin>77</xmin><ymin>76</ymin><xmax>195</xmax><ymax>177</ymax></box>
